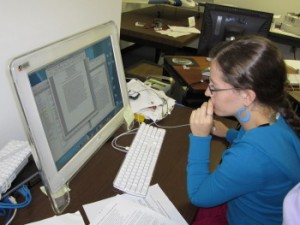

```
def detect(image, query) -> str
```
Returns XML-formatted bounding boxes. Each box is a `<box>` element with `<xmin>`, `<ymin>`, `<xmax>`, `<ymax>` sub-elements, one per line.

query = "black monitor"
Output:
<box><xmin>197</xmin><ymin>3</ymin><xmax>273</xmax><ymax>56</ymax></box>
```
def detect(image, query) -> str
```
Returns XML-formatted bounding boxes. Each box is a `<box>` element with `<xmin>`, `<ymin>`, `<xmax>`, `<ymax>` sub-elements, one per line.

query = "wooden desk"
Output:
<box><xmin>163</xmin><ymin>56</ymin><xmax>210</xmax><ymax>107</ymax></box>
<box><xmin>164</xmin><ymin>56</ymin><xmax>210</xmax><ymax>91</ymax></box>
<box><xmin>289</xmin><ymin>91</ymin><xmax>300</xmax><ymax>103</ymax></box>
<box><xmin>163</xmin><ymin>55</ymin><xmax>300</xmax><ymax>108</ymax></box>
<box><xmin>121</xmin><ymin>6</ymin><xmax>201</xmax><ymax>61</ymax></box>
<box><xmin>11</xmin><ymin>106</ymin><xmax>231</xmax><ymax>225</ymax></box>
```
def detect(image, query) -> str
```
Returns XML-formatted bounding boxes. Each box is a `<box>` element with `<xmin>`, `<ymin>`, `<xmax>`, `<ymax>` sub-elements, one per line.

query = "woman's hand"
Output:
<box><xmin>190</xmin><ymin>100</ymin><xmax>214</xmax><ymax>137</ymax></box>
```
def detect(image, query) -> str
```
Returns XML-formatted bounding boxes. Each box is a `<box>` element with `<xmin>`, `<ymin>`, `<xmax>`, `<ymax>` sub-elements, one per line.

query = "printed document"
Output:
<box><xmin>83</xmin><ymin>184</ymin><xmax>188</xmax><ymax>225</ymax></box>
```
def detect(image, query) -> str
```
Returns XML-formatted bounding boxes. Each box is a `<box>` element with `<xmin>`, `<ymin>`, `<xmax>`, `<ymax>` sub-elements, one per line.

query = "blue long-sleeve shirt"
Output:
<box><xmin>187</xmin><ymin>115</ymin><xmax>300</xmax><ymax>225</ymax></box>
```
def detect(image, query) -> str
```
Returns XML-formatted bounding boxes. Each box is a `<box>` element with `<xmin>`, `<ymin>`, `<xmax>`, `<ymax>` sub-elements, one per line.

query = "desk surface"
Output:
<box><xmin>164</xmin><ymin>56</ymin><xmax>210</xmax><ymax>91</ymax></box>
<box><xmin>164</xmin><ymin>55</ymin><xmax>300</xmax><ymax>110</ymax></box>
<box><xmin>11</xmin><ymin>106</ymin><xmax>232</xmax><ymax>225</ymax></box>
<box><xmin>121</xmin><ymin>6</ymin><xmax>201</xmax><ymax>53</ymax></box>
<box><xmin>269</xmin><ymin>25</ymin><xmax>300</xmax><ymax>48</ymax></box>
<box><xmin>164</xmin><ymin>55</ymin><xmax>300</xmax><ymax>90</ymax></box>
<box><xmin>121</xmin><ymin>6</ymin><xmax>300</xmax><ymax>55</ymax></box>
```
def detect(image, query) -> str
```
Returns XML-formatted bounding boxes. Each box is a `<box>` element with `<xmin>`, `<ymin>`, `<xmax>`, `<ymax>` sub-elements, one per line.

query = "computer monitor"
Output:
<box><xmin>197</xmin><ymin>3</ymin><xmax>273</xmax><ymax>56</ymax></box>
<box><xmin>9</xmin><ymin>21</ymin><xmax>131</xmax><ymax>214</ymax></box>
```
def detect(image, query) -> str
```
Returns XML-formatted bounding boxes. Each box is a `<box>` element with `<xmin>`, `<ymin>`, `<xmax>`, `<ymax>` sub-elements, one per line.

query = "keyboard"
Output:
<box><xmin>0</xmin><ymin>140</ymin><xmax>31</xmax><ymax>196</ymax></box>
<box><xmin>113</xmin><ymin>123</ymin><xmax>166</xmax><ymax>197</ymax></box>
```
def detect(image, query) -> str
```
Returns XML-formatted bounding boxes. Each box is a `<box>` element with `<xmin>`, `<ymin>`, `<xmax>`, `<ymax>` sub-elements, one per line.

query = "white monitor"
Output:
<box><xmin>9</xmin><ymin>21</ymin><xmax>130</xmax><ymax>214</ymax></box>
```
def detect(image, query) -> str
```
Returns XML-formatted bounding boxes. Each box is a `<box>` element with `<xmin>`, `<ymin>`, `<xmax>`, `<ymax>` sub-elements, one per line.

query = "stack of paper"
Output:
<box><xmin>26</xmin><ymin>184</ymin><xmax>188</xmax><ymax>225</ymax></box>
<box><xmin>127</xmin><ymin>79</ymin><xmax>175</xmax><ymax>122</ymax></box>
<box><xmin>84</xmin><ymin>184</ymin><xmax>188</xmax><ymax>225</ymax></box>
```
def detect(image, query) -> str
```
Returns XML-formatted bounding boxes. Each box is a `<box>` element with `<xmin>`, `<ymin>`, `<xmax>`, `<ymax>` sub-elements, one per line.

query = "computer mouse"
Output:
<box><xmin>172</xmin><ymin>57</ymin><xmax>193</xmax><ymax>66</ymax></box>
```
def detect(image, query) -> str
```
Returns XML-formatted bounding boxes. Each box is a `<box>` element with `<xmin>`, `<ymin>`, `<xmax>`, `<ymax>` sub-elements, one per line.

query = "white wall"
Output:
<box><xmin>214</xmin><ymin>0</ymin><xmax>300</xmax><ymax>20</ymax></box>
<box><xmin>0</xmin><ymin>0</ymin><xmax>122</xmax><ymax>148</ymax></box>
<box><xmin>214</xmin><ymin>0</ymin><xmax>300</xmax><ymax>59</ymax></box>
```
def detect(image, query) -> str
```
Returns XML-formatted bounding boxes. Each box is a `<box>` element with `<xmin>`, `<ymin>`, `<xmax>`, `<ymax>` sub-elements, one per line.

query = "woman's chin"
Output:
<box><xmin>214</xmin><ymin>110</ymin><xmax>232</xmax><ymax>118</ymax></box>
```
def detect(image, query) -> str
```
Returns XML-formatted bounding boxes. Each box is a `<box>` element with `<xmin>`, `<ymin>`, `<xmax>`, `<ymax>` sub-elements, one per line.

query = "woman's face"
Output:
<box><xmin>205</xmin><ymin>60</ymin><xmax>244</xmax><ymax>117</ymax></box>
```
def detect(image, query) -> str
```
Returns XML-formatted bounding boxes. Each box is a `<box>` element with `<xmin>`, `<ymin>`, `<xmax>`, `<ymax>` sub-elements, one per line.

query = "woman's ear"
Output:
<box><xmin>241</xmin><ymin>89</ymin><xmax>256</xmax><ymax>106</ymax></box>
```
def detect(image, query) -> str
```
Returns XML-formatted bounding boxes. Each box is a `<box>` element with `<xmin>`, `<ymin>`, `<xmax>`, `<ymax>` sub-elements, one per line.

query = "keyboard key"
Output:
<box><xmin>113</xmin><ymin>123</ymin><xmax>166</xmax><ymax>197</ymax></box>
<box><xmin>0</xmin><ymin>140</ymin><xmax>31</xmax><ymax>195</ymax></box>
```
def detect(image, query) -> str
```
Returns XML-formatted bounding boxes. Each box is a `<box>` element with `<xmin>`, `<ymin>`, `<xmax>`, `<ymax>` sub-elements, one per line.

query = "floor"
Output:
<box><xmin>121</xmin><ymin>45</ymin><xmax>158</xmax><ymax>69</ymax></box>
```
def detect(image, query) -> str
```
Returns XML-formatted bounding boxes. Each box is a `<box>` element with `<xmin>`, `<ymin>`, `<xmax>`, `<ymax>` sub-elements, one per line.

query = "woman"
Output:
<box><xmin>187</xmin><ymin>35</ymin><xmax>300</xmax><ymax>225</ymax></box>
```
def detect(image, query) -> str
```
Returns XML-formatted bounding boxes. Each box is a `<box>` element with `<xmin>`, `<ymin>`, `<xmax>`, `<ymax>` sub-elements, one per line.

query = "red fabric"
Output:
<box><xmin>192</xmin><ymin>204</ymin><xmax>228</xmax><ymax>225</ymax></box>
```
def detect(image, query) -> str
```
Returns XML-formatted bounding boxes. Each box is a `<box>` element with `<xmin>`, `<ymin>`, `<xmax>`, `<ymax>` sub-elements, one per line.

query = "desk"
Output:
<box><xmin>163</xmin><ymin>56</ymin><xmax>210</xmax><ymax>107</ymax></box>
<box><xmin>163</xmin><ymin>56</ymin><xmax>300</xmax><ymax>108</ymax></box>
<box><xmin>269</xmin><ymin>25</ymin><xmax>300</xmax><ymax>48</ymax></box>
<box><xmin>11</xmin><ymin>106</ymin><xmax>232</xmax><ymax>225</ymax></box>
<box><xmin>121</xmin><ymin>6</ymin><xmax>201</xmax><ymax>61</ymax></box>
<box><xmin>121</xmin><ymin>5</ymin><xmax>300</xmax><ymax>62</ymax></box>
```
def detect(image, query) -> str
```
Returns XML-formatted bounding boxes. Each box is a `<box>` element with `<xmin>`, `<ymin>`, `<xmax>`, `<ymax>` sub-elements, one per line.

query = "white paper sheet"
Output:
<box><xmin>89</xmin><ymin>196</ymin><xmax>180</xmax><ymax>225</ymax></box>
<box><xmin>285</xmin><ymin>60</ymin><xmax>300</xmax><ymax>72</ymax></box>
<box><xmin>83</xmin><ymin>184</ymin><xmax>188</xmax><ymax>225</ymax></box>
<box><xmin>168</xmin><ymin>25</ymin><xmax>200</xmax><ymax>34</ymax></box>
<box><xmin>285</xmin><ymin>60</ymin><xmax>300</xmax><ymax>85</ymax></box>
<box><xmin>127</xmin><ymin>79</ymin><xmax>175</xmax><ymax>121</ymax></box>
<box><xmin>25</xmin><ymin>211</ymin><xmax>84</xmax><ymax>225</ymax></box>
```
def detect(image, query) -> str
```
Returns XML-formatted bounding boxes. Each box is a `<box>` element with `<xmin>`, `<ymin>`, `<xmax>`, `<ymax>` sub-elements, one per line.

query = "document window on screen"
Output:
<box><xmin>30</xmin><ymin>39</ymin><xmax>120</xmax><ymax>170</ymax></box>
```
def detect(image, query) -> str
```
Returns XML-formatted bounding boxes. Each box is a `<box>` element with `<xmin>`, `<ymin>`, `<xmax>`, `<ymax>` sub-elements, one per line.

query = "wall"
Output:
<box><xmin>215</xmin><ymin>0</ymin><xmax>300</xmax><ymax>59</ymax></box>
<box><xmin>214</xmin><ymin>0</ymin><xmax>300</xmax><ymax>19</ymax></box>
<box><xmin>0</xmin><ymin>0</ymin><xmax>122</xmax><ymax>148</ymax></box>
<box><xmin>121</xmin><ymin>1</ymin><xmax>300</xmax><ymax>59</ymax></box>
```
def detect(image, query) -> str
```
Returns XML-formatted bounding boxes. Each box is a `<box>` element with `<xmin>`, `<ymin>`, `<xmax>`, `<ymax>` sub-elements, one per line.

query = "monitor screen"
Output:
<box><xmin>197</xmin><ymin>3</ymin><xmax>273</xmax><ymax>56</ymax></box>
<box><xmin>9</xmin><ymin>21</ymin><xmax>130</xmax><ymax>213</ymax></box>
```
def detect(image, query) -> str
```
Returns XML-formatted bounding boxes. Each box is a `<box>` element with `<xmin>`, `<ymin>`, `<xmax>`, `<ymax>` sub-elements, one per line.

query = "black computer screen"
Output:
<box><xmin>197</xmin><ymin>3</ymin><xmax>273</xmax><ymax>56</ymax></box>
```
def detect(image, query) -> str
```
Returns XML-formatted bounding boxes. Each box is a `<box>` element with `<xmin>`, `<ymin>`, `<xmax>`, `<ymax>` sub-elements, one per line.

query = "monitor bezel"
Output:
<box><xmin>9</xmin><ymin>21</ymin><xmax>129</xmax><ymax>213</ymax></box>
<box><xmin>197</xmin><ymin>3</ymin><xmax>273</xmax><ymax>56</ymax></box>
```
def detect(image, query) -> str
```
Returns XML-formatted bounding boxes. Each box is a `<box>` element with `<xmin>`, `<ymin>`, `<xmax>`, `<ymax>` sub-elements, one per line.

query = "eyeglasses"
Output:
<box><xmin>207</xmin><ymin>84</ymin><xmax>239</xmax><ymax>93</ymax></box>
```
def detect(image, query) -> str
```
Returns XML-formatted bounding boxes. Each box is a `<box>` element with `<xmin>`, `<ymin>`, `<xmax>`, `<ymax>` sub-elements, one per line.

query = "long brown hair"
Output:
<box><xmin>212</xmin><ymin>35</ymin><xmax>300</xmax><ymax>136</ymax></box>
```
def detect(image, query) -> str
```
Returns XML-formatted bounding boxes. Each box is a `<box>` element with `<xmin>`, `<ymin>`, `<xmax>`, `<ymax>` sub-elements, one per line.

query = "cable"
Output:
<box><xmin>0</xmin><ymin>185</ymin><xmax>31</xmax><ymax>209</ymax></box>
<box><xmin>111</xmin><ymin>126</ymin><xmax>139</xmax><ymax>152</ymax></box>
<box><xmin>3</xmin><ymin>197</ymin><xmax>17</xmax><ymax>225</ymax></box>
<box><xmin>0</xmin><ymin>185</ymin><xmax>31</xmax><ymax>225</ymax></box>
<box><xmin>153</xmin><ymin>121</ymin><xmax>190</xmax><ymax>129</ymax></box>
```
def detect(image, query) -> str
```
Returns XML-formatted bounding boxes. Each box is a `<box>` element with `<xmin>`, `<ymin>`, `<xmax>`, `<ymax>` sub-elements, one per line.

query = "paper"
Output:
<box><xmin>288</xmin><ymin>74</ymin><xmax>300</xmax><ymax>85</ymax></box>
<box><xmin>168</xmin><ymin>25</ymin><xmax>200</xmax><ymax>34</ymax></box>
<box><xmin>285</xmin><ymin>60</ymin><xmax>300</xmax><ymax>72</ymax></box>
<box><xmin>89</xmin><ymin>196</ymin><xmax>180</xmax><ymax>225</ymax></box>
<box><xmin>127</xmin><ymin>79</ymin><xmax>175</xmax><ymax>121</ymax></box>
<box><xmin>156</xmin><ymin>26</ymin><xmax>200</xmax><ymax>38</ymax></box>
<box><xmin>25</xmin><ymin>211</ymin><xmax>84</xmax><ymax>225</ymax></box>
<box><xmin>122</xmin><ymin>184</ymin><xmax>188</xmax><ymax>225</ymax></box>
<box><xmin>285</xmin><ymin>60</ymin><xmax>300</xmax><ymax>85</ymax></box>
<box><xmin>84</xmin><ymin>184</ymin><xmax>188</xmax><ymax>225</ymax></box>
<box><xmin>188</xmin><ymin>16</ymin><xmax>196</xmax><ymax>28</ymax></box>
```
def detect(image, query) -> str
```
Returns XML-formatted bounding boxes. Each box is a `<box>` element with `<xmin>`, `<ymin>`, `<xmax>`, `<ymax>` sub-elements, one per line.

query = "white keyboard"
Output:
<box><xmin>0</xmin><ymin>140</ymin><xmax>31</xmax><ymax>196</ymax></box>
<box><xmin>113</xmin><ymin>123</ymin><xmax>166</xmax><ymax>197</ymax></box>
